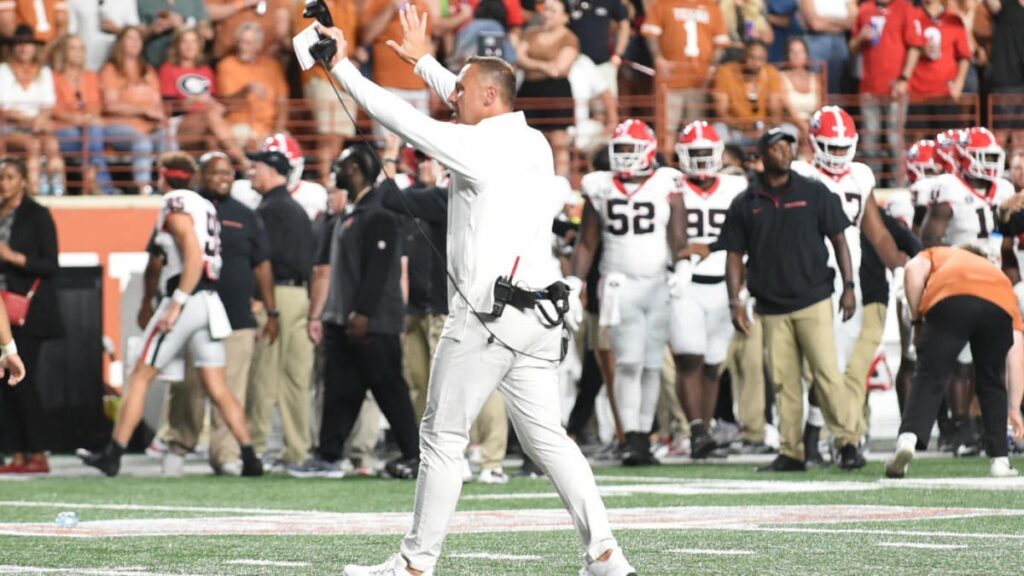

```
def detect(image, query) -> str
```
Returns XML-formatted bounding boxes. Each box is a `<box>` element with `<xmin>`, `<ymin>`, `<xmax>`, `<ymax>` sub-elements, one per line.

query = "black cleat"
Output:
<box><xmin>77</xmin><ymin>446</ymin><xmax>121</xmax><ymax>477</ymax></box>
<box><xmin>837</xmin><ymin>443</ymin><xmax>867</xmax><ymax>470</ymax></box>
<box><xmin>384</xmin><ymin>456</ymin><xmax>420</xmax><ymax>479</ymax></box>
<box><xmin>690</xmin><ymin>433</ymin><xmax>718</xmax><ymax>460</ymax></box>
<box><xmin>756</xmin><ymin>454</ymin><xmax>806</xmax><ymax>472</ymax></box>
<box><xmin>516</xmin><ymin>455</ymin><xmax>545</xmax><ymax>479</ymax></box>
<box><xmin>241</xmin><ymin>454</ymin><xmax>264</xmax><ymax>477</ymax></box>
<box><xmin>621</xmin><ymin>432</ymin><xmax>660</xmax><ymax>466</ymax></box>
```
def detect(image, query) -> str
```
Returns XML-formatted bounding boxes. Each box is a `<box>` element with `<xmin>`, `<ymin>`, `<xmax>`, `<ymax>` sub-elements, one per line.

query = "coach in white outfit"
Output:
<box><xmin>312</xmin><ymin>7</ymin><xmax>636</xmax><ymax>576</ymax></box>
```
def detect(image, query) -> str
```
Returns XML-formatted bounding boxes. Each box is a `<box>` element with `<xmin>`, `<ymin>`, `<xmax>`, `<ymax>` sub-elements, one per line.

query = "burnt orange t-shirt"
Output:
<box><xmin>53</xmin><ymin>70</ymin><xmax>102</xmax><ymax>131</ymax></box>
<box><xmin>0</xmin><ymin>0</ymin><xmax>67</xmax><ymax>42</ymax></box>
<box><xmin>216</xmin><ymin>54</ymin><xmax>288</xmax><ymax>136</ymax></box>
<box><xmin>208</xmin><ymin>0</ymin><xmax>292</xmax><ymax>59</ymax></box>
<box><xmin>292</xmin><ymin>0</ymin><xmax>358</xmax><ymax>86</ymax></box>
<box><xmin>99</xmin><ymin>63</ymin><xmax>162</xmax><ymax>134</ymax></box>
<box><xmin>361</xmin><ymin>0</ymin><xmax>433</xmax><ymax>89</ymax></box>
<box><xmin>712</xmin><ymin>62</ymin><xmax>782</xmax><ymax>126</ymax></box>
<box><xmin>641</xmin><ymin>0</ymin><xmax>727</xmax><ymax>89</ymax></box>
<box><xmin>919</xmin><ymin>247</ymin><xmax>1024</xmax><ymax>331</ymax></box>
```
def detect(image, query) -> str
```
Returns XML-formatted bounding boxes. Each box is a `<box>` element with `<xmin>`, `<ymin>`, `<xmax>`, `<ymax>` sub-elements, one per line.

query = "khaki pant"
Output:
<box><xmin>761</xmin><ymin>298</ymin><xmax>859</xmax><ymax>460</ymax></box>
<box><xmin>658</xmin><ymin>348</ymin><xmax>688</xmax><ymax>439</ymax></box>
<box><xmin>727</xmin><ymin>318</ymin><xmax>766</xmax><ymax>444</ymax></box>
<box><xmin>404</xmin><ymin>314</ymin><xmax>435</xmax><ymax>421</ymax></box>
<box><xmin>165</xmin><ymin>328</ymin><xmax>256</xmax><ymax>470</ymax></box>
<box><xmin>847</xmin><ymin>303</ymin><xmax>887</xmax><ymax>438</ymax></box>
<box><xmin>246</xmin><ymin>286</ymin><xmax>314</xmax><ymax>464</ymax></box>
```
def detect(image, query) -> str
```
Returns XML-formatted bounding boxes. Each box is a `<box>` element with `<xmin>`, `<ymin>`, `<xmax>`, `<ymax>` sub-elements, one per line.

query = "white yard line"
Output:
<box><xmin>875</xmin><ymin>542</ymin><xmax>968</xmax><ymax>550</ymax></box>
<box><xmin>0</xmin><ymin>500</ymin><xmax>327</xmax><ymax>517</ymax></box>
<box><xmin>448</xmin><ymin>553</ymin><xmax>542</xmax><ymax>561</ymax></box>
<box><xmin>0</xmin><ymin>566</ymin><xmax>197</xmax><ymax>576</ymax></box>
<box><xmin>224</xmin><ymin>560</ymin><xmax>311</xmax><ymax>567</ymax></box>
<box><xmin>669</xmin><ymin>548</ymin><xmax>756</xmax><ymax>556</ymax></box>
<box><xmin>733</xmin><ymin>526</ymin><xmax>1024</xmax><ymax>540</ymax></box>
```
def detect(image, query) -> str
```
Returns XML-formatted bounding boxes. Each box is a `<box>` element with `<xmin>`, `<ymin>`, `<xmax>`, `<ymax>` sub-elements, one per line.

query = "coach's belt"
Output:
<box><xmin>692</xmin><ymin>275</ymin><xmax>724</xmax><ymax>285</ymax></box>
<box><xmin>275</xmin><ymin>278</ymin><xmax>308</xmax><ymax>288</ymax></box>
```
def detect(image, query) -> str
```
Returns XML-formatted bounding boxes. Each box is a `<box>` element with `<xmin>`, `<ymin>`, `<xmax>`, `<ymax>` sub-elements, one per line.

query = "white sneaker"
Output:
<box><xmin>580</xmin><ymin>547</ymin><xmax>637</xmax><ymax>576</ymax></box>
<box><xmin>219</xmin><ymin>461</ymin><xmax>242</xmax><ymax>477</ymax></box>
<box><xmin>162</xmin><ymin>452</ymin><xmax>185</xmax><ymax>477</ymax></box>
<box><xmin>461</xmin><ymin>458</ymin><xmax>473</xmax><ymax>483</ymax></box>
<box><xmin>885</xmin><ymin>432</ymin><xmax>917</xmax><ymax>479</ymax></box>
<box><xmin>478</xmin><ymin>468</ymin><xmax>509</xmax><ymax>485</ymax></box>
<box><xmin>991</xmin><ymin>457</ymin><xmax>1020</xmax><ymax>478</ymax></box>
<box><xmin>145</xmin><ymin>437</ymin><xmax>168</xmax><ymax>459</ymax></box>
<box><xmin>342</xmin><ymin>554</ymin><xmax>432</xmax><ymax>576</ymax></box>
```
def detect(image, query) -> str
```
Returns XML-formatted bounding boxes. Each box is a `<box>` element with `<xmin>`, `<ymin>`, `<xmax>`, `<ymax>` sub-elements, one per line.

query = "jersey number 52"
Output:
<box><xmin>606</xmin><ymin>199</ymin><xmax>655</xmax><ymax>236</ymax></box>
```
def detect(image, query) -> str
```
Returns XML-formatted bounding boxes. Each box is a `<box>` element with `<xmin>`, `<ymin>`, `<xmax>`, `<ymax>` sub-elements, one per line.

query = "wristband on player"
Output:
<box><xmin>844</xmin><ymin>281</ymin><xmax>856</xmax><ymax>290</ymax></box>
<box><xmin>267</xmin><ymin>309</ymin><xmax>281</xmax><ymax>318</ymax></box>
<box><xmin>172</xmin><ymin>289</ymin><xmax>190</xmax><ymax>306</ymax></box>
<box><xmin>1</xmin><ymin>340</ymin><xmax>17</xmax><ymax>358</ymax></box>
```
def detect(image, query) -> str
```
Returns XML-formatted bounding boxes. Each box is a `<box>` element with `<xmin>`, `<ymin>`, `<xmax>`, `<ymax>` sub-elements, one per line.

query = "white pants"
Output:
<box><xmin>399</xmin><ymin>306</ymin><xmax>617</xmax><ymax>570</ymax></box>
<box><xmin>605</xmin><ymin>274</ymin><xmax>670</xmax><ymax>368</ymax></box>
<box><xmin>834</xmin><ymin>288</ymin><xmax>864</xmax><ymax>372</ymax></box>
<box><xmin>670</xmin><ymin>280</ymin><xmax>733</xmax><ymax>365</ymax></box>
<box><xmin>140</xmin><ymin>292</ymin><xmax>225</xmax><ymax>369</ymax></box>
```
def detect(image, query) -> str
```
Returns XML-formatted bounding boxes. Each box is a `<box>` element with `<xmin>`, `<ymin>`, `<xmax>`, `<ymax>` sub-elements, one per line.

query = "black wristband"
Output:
<box><xmin>844</xmin><ymin>281</ymin><xmax>856</xmax><ymax>290</ymax></box>
<box><xmin>267</xmin><ymin>309</ymin><xmax>281</xmax><ymax>318</ymax></box>
<box><xmin>911</xmin><ymin>319</ymin><xmax>923</xmax><ymax>326</ymax></box>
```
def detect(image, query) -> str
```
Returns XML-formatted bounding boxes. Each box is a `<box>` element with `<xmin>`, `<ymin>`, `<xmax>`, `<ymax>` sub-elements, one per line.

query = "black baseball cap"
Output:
<box><xmin>246</xmin><ymin>150</ymin><xmax>291</xmax><ymax>177</ymax></box>
<box><xmin>757</xmin><ymin>127</ymin><xmax>797</xmax><ymax>157</ymax></box>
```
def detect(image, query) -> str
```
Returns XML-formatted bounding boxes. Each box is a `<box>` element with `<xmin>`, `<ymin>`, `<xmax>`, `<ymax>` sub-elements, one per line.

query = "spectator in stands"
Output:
<box><xmin>984</xmin><ymin>0</ymin><xmax>1024</xmax><ymax>94</ymax></box>
<box><xmin>217</xmin><ymin>22</ymin><xmax>289</xmax><ymax>151</ymax></box>
<box><xmin>207</xmin><ymin>0</ymin><xmax>291</xmax><ymax>61</ymax></box>
<box><xmin>50</xmin><ymin>34</ymin><xmax>118</xmax><ymax>195</ymax></box>
<box><xmin>766</xmin><ymin>0</ymin><xmax>803</xmax><ymax>63</ymax></box>
<box><xmin>720</xmin><ymin>0</ymin><xmax>775</xmax><ymax>60</ymax></box>
<box><xmin>568</xmin><ymin>54</ymin><xmax>619</xmax><ymax>155</ymax></box>
<box><xmin>360</xmin><ymin>0</ymin><xmax>437</xmax><ymax>138</ymax></box>
<box><xmin>567</xmin><ymin>0</ymin><xmax>630</xmax><ymax>97</ymax></box>
<box><xmin>780</xmin><ymin>37</ymin><xmax>821</xmax><ymax>134</ymax></box>
<box><xmin>515</xmin><ymin>0</ymin><xmax>580</xmax><ymax>177</ymax></box>
<box><xmin>293</xmin><ymin>0</ymin><xmax>361</xmax><ymax>187</ymax></box>
<box><xmin>445</xmin><ymin>0</ymin><xmax>518</xmax><ymax>75</ymax></box>
<box><xmin>712</xmin><ymin>40</ymin><xmax>788</xmax><ymax>144</ymax></box>
<box><xmin>642</xmin><ymin>0</ymin><xmax>728</xmax><ymax>155</ymax></box>
<box><xmin>67</xmin><ymin>0</ymin><xmax>117</xmax><ymax>71</ymax></box>
<box><xmin>160</xmin><ymin>29</ymin><xmax>247</xmax><ymax>167</ymax></box>
<box><xmin>97</xmin><ymin>0</ymin><xmax>140</xmax><ymax>45</ymax></box>
<box><xmin>906</xmin><ymin>0</ymin><xmax>972</xmax><ymax>101</ymax></box>
<box><xmin>0</xmin><ymin>25</ymin><xmax>65</xmax><ymax>196</ymax></box>
<box><xmin>0</xmin><ymin>0</ymin><xmax>68</xmax><ymax>45</ymax></box>
<box><xmin>850</xmin><ymin>0</ymin><xmax>921</xmax><ymax>168</ymax></box>
<box><xmin>798</xmin><ymin>0</ymin><xmax>857</xmax><ymax>94</ymax></box>
<box><xmin>0</xmin><ymin>156</ymin><xmax>63</xmax><ymax>475</ymax></box>
<box><xmin>137</xmin><ymin>0</ymin><xmax>211</xmax><ymax>69</ymax></box>
<box><xmin>1010</xmin><ymin>149</ymin><xmax>1024</xmax><ymax>192</ymax></box>
<box><xmin>99</xmin><ymin>26</ymin><xmax>170</xmax><ymax>195</ymax></box>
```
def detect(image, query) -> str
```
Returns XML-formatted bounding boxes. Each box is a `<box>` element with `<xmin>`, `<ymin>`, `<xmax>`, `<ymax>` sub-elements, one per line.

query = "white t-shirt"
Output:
<box><xmin>568</xmin><ymin>55</ymin><xmax>610</xmax><ymax>150</ymax></box>
<box><xmin>583</xmin><ymin>167</ymin><xmax>680</xmax><ymax>277</ymax></box>
<box><xmin>0</xmin><ymin>64</ymin><xmax>55</xmax><ymax>118</ymax></box>
<box><xmin>812</xmin><ymin>0</ymin><xmax>849</xmax><ymax>21</ymax></box>
<box><xmin>68</xmin><ymin>0</ymin><xmax>120</xmax><ymax>71</ymax></box>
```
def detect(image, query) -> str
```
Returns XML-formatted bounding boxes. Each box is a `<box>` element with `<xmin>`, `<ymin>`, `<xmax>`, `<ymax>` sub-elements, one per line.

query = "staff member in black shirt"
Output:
<box><xmin>721</xmin><ymin>128</ymin><xmax>864</xmax><ymax>472</ymax></box>
<box><xmin>293</xmin><ymin>144</ymin><xmax>420</xmax><ymax>479</ymax></box>
<box><xmin>246</xmin><ymin>146</ymin><xmax>317</xmax><ymax>468</ymax></box>
<box><xmin>154</xmin><ymin>152</ymin><xmax>279</xmax><ymax>476</ymax></box>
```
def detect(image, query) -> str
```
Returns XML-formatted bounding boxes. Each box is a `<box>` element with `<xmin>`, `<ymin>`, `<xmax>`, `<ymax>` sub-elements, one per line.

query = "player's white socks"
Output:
<box><xmin>807</xmin><ymin>406</ymin><xmax>825</xmax><ymax>428</ymax></box>
<box><xmin>638</xmin><ymin>367</ymin><xmax>661</xmax><ymax>433</ymax></box>
<box><xmin>614</xmin><ymin>363</ymin><xmax>643</xmax><ymax>432</ymax></box>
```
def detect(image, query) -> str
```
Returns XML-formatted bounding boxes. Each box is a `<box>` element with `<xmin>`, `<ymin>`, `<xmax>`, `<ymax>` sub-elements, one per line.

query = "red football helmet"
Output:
<box><xmin>609</xmin><ymin>119</ymin><xmax>657</xmax><ymax>179</ymax></box>
<box><xmin>934</xmin><ymin>129</ymin><xmax>962</xmax><ymax>174</ymax></box>
<box><xmin>956</xmin><ymin>127</ymin><xmax>1005</xmax><ymax>181</ymax></box>
<box><xmin>676</xmin><ymin>120</ymin><xmax>723</xmax><ymax>179</ymax></box>
<box><xmin>808</xmin><ymin>106</ymin><xmax>858</xmax><ymax>175</ymax></box>
<box><xmin>905</xmin><ymin>139</ymin><xmax>943</xmax><ymax>183</ymax></box>
<box><xmin>260</xmin><ymin>133</ymin><xmax>305</xmax><ymax>189</ymax></box>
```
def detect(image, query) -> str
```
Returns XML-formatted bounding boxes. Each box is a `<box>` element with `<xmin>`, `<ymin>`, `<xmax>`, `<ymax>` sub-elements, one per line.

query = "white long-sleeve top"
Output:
<box><xmin>330</xmin><ymin>56</ymin><xmax>564</xmax><ymax>341</ymax></box>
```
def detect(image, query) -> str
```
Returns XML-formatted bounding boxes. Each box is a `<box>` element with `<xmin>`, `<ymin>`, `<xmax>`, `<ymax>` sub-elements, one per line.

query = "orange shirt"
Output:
<box><xmin>208</xmin><ymin>0</ymin><xmax>292</xmax><ymax>59</ymax></box>
<box><xmin>712</xmin><ymin>62</ymin><xmax>782</xmax><ymax>126</ymax></box>
<box><xmin>292</xmin><ymin>0</ymin><xmax>358</xmax><ymax>86</ymax></box>
<box><xmin>53</xmin><ymin>70</ymin><xmax>102</xmax><ymax>131</ymax></box>
<box><xmin>361</xmin><ymin>0</ymin><xmax>433</xmax><ymax>89</ymax></box>
<box><xmin>98</xmin><ymin>63</ymin><xmax>162</xmax><ymax>134</ymax></box>
<box><xmin>919</xmin><ymin>247</ymin><xmax>1024</xmax><ymax>331</ymax></box>
<box><xmin>0</xmin><ymin>0</ymin><xmax>67</xmax><ymax>42</ymax></box>
<box><xmin>641</xmin><ymin>0</ymin><xmax>727</xmax><ymax>89</ymax></box>
<box><xmin>216</xmin><ymin>54</ymin><xmax>288</xmax><ymax>136</ymax></box>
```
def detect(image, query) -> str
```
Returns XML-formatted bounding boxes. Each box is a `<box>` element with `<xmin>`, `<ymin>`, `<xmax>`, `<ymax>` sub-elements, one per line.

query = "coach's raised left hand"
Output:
<box><xmin>314</xmin><ymin>23</ymin><xmax>349</xmax><ymax>69</ymax></box>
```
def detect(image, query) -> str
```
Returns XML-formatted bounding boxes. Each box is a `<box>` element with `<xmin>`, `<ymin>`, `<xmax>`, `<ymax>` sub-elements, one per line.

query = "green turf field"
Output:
<box><xmin>1</xmin><ymin>455</ymin><xmax>1022</xmax><ymax>575</ymax></box>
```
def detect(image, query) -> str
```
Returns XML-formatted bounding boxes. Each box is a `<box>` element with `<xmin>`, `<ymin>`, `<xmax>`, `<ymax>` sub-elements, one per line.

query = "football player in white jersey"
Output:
<box><xmin>668</xmin><ymin>121</ymin><xmax>748</xmax><ymax>459</ymax></box>
<box><xmin>917</xmin><ymin>127</ymin><xmax>1017</xmax><ymax>455</ymax></box>
<box><xmin>570</xmin><ymin>119</ymin><xmax>689</xmax><ymax>466</ymax></box>
<box><xmin>906</xmin><ymin>138</ymin><xmax>949</xmax><ymax>235</ymax></box>
<box><xmin>79</xmin><ymin>153</ymin><xmax>263</xmax><ymax>478</ymax></box>
<box><xmin>790</xmin><ymin>106</ymin><xmax>910</xmax><ymax>460</ymax></box>
<box><xmin>233</xmin><ymin>133</ymin><xmax>329</xmax><ymax>222</ymax></box>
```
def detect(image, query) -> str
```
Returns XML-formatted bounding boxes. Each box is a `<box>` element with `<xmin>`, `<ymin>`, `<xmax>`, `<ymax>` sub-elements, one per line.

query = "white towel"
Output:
<box><xmin>599</xmin><ymin>273</ymin><xmax>626</xmax><ymax>327</ymax></box>
<box><xmin>205</xmin><ymin>292</ymin><xmax>233</xmax><ymax>340</ymax></box>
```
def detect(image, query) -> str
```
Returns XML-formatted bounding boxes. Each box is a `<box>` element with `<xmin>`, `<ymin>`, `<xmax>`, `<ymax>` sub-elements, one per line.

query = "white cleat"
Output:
<box><xmin>162</xmin><ymin>452</ymin><xmax>185</xmax><ymax>477</ymax></box>
<box><xmin>580</xmin><ymin>547</ymin><xmax>637</xmax><ymax>576</ymax></box>
<box><xmin>342</xmin><ymin>554</ymin><xmax>431</xmax><ymax>576</ymax></box>
<box><xmin>477</xmin><ymin>468</ymin><xmax>509</xmax><ymax>485</ymax></box>
<box><xmin>990</xmin><ymin>457</ymin><xmax>1020</xmax><ymax>478</ymax></box>
<box><xmin>885</xmin><ymin>432</ymin><xmax>917</xmax><ymax>479</ymax></box>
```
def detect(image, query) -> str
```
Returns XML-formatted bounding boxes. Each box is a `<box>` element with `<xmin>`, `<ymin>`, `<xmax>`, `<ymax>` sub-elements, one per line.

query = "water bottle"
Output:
<box><xmin>55</xmin><ymin>511</ymin><xmax>79</xmax><ymax>529</ymax></box>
